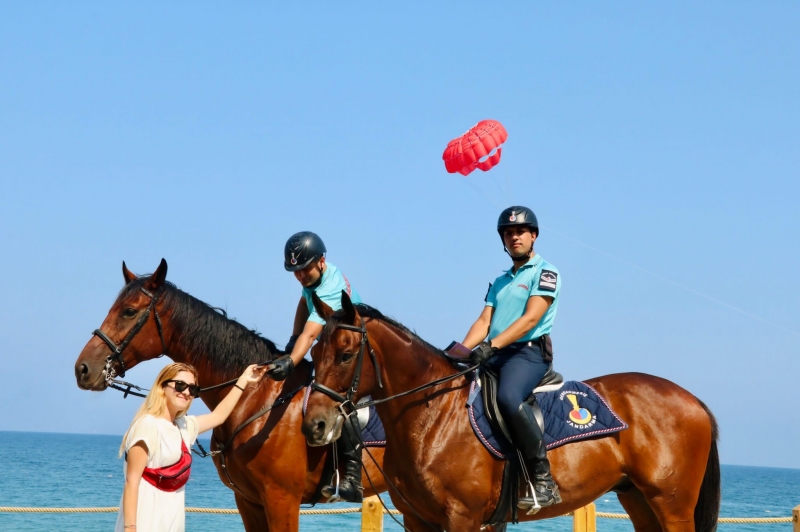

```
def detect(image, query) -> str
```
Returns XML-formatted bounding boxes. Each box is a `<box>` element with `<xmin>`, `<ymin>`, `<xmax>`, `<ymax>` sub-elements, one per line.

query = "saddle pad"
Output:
<box><xmin>467</xmin><ymin>380</ymin><xmax>627</xmax><ymax>459</ymax></box>
<box><xmin>303</xmin><ymin>385</ymin><xmax>386</xmax><ymax>447</ymax></box>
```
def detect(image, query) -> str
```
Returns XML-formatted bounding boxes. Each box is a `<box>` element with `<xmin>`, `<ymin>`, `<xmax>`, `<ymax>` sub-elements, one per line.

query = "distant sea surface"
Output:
<box><xmin>1</xmin><ymin>432</ymin><xmax>797</xmax><ymax>531</ymax></box>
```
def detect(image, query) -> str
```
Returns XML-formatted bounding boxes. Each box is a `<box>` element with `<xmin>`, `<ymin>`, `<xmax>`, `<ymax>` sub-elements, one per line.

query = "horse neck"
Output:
<box><xmin>157</xmin><ymin>294</ymin><xmax>280</xmax><ymax>409</ymax></box>
<box><xmin>369</xmin><ymin>321</ymin><xmax>466</xmax><ymax>418</ymax></box>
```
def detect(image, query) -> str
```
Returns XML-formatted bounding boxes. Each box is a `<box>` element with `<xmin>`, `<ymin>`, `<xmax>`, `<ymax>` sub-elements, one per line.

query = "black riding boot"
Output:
<box><xmin>508</xmin><ymin>401</ymin><xmax>561</xmax><ymax>511</ymax></box>
<box><xmin>321</xmin><ymin>416</ymin><xmax>364</xmax><ymax>503</ymax></box>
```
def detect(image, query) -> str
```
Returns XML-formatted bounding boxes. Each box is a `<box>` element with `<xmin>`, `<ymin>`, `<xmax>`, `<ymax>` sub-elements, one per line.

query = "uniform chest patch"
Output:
<box><xmin>538</xmin><ymin>270</ymin><xmax>558</xmax><ymax>292</ymax></box>
<box><xmin>517</xmin><ymin>283</ymin><xmax>529</xmax><ymax>290</ymax></box>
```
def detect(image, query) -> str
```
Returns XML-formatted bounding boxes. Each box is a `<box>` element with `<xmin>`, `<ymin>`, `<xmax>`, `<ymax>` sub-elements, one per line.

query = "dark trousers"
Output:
<box><xmin>484</xmin><ymin>343</ymin><xmax>549</xmax><ymax>421</ymax></box>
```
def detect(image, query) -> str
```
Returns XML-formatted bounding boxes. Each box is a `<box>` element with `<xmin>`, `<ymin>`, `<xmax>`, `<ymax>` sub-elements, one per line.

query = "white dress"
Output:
<box><xmin>115</xmin><ymin>414</ymin><xmax>199</xmax><ymax>532</ymax></box>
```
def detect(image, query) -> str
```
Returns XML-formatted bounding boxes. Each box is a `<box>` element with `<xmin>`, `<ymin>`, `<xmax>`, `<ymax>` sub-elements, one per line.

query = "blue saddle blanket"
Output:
<box><xmin>467</xmin><ymin>378</ymin><xmax>627</xmax><ymax>459</ymax></box>
<box><xmin>303</xmin><ymin>385</ymin><xmax>386</xmax><ymax>447</ymax></box>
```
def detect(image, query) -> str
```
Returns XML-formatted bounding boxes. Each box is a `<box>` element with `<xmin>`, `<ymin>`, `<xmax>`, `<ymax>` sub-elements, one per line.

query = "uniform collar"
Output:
<box><xmin>504</xmin><ymin>254</ymin><xmax>542</xmax><ymax>276</ymax></box>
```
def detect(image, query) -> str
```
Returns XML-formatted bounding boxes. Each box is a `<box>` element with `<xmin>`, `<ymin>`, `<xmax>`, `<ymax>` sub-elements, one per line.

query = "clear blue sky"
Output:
<box><xmin>1</xmin><ymin>3</ymin><xmax>797</xmax><ymax>468</ymax></box>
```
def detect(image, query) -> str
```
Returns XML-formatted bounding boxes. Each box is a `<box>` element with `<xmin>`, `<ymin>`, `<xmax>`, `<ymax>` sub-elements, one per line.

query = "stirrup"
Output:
<box><xmin>321</xmin><ymin>469</ymin><xmax>341</xmax><ymax>501</ymax></box>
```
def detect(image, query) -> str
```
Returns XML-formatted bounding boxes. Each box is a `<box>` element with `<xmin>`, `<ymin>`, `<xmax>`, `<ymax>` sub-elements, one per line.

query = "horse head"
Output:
<box><xmin>302</xmin><ymin>290</ymin><xmax>381</xmax><ymax>446</ymax></box>
<box><xmin>74</xmin><ymin>259</ymin><xmax>170</xmax><ymax>391</ymax></box>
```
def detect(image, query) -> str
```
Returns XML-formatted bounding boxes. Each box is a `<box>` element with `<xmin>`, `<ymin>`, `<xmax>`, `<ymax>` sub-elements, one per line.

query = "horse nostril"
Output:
<box><xmin>315</xmin><ymin>420</ymin><xmax>326</xmax><ymax>436</ymax></box>
<box><xmin>80</xmin><ymin>364</ymin><xmax>89</xmax><ymax>376</ymax></box>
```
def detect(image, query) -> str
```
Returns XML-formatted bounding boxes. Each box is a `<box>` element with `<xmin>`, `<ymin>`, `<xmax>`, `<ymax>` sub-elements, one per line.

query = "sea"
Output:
<box><xmin>0</xmin><ymin>431</ymin><xmax>797</xmax><ymax>531</ymax></box>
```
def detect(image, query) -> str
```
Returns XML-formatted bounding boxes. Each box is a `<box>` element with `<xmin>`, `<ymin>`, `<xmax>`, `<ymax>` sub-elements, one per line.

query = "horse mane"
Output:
<box><xmin>120</xmin><ymin>277</ymin><xmax>281</xmax><ymax>380</ymax></box>
<box><xmin>324</xmin><ymin>304</ymin><xmax>443</xmax><ymax>357</ymax></box>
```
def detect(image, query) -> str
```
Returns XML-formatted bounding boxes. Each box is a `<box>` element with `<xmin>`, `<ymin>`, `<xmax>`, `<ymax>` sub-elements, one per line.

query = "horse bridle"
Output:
<box><xmin>93</xmin><ymin>286</ymin><xmax>167</xmax><ymax>382</ymax></box>
<box><xmin>310</xmin><ymin>317</ymin><xmax>383</xmax><ymax>414</ymax></box>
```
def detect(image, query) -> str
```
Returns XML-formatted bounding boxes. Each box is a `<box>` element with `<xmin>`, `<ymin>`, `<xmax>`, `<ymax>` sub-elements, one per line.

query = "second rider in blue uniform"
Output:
<box><xmin>267</xmin><ymin>231</ymin><xmax>365</xmax><ymax>503</ymax></box>
<box><xmin>461</xmin><ymin>206</ymin><xmax>562</xmax><ymax>510</ymax></box>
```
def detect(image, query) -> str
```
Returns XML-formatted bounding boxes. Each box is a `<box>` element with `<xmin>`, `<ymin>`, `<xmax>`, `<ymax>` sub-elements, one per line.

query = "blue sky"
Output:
<box><xmin>0</xmin><ymin>3</ymin><xmax>797</xmax><ymax>468</ymax></box>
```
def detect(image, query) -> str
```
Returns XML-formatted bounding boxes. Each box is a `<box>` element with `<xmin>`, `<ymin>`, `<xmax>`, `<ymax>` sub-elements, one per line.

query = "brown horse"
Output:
<box><xmin>302</xmin><ymin>293</ymin><xmax>720</xmax><ymax>532</ymax></box>
<box><xmin>74</xmin><ymin>260</ymin><xmax>386</xmax><ymax>532</ymax></box>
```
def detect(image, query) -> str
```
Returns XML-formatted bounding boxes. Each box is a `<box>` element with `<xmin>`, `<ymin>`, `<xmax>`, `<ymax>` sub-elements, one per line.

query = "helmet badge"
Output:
<box><xmin>509</xmin><ymin>212</ymin><xmax>517</xmax><ymax>222</ymax></box>
<box><xmin>290</xmin><ymin>253</ymin><xmax>298</xmax><ymax>265</ymax></box>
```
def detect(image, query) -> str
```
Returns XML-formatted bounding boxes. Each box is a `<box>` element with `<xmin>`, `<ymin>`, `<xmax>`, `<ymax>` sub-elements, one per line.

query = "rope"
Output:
<box><xmin>0</xmin><ymin>507</ymin><xmax>790</xmax><ymax>522</ymax></box>
<box><xmin>0</xmin><ymin>506</ymin><xmax>403</xmax><ymax>515</ymax></box>
<box><xmin>593</xmin><ymin>511</ymin><xmax>792</xmax><ymax>523</ymax></box>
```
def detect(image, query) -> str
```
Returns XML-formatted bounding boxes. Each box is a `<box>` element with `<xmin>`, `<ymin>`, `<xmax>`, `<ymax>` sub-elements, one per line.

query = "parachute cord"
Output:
<box><xmin>454</xmin><ymin>174</ymin><xmax>799</xmax><ymax>339</ymax></box>
<box><xmin>541</xmin><ymin>224</ymin><xmax>800</xmax><ymax>339</ymax></box>
<box><xmin>460</xmin><ymin>176</ymin><xmax>504</xmax><ymax>209</ymax></box>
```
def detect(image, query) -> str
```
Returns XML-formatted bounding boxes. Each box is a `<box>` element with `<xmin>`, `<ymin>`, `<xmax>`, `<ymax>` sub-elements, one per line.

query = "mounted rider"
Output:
<box><xmin>267</xmin><ymin>231</ymin><xmax>365</xmax><ymax>503</ymax></box>
<box><xmin>461</xmin><ymin>206</ymin><xmax>562</xmax><ymax>511</ymax></box>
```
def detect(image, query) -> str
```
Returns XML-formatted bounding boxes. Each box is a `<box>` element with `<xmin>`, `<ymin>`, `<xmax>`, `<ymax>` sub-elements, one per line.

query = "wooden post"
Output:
<box><xmin>362</xmin><ymin>495</ymin><xmax>384</xmax><ymax>532</ymax></box>
<box><xmin>792</xmin><ymin>504</ymin><xmax>799</xmax><ymax>532</ymax></box>
<box><xmin>573</xmin><ymin>503</ymin><xmax>596</xmax><ymax>532</ymax></box>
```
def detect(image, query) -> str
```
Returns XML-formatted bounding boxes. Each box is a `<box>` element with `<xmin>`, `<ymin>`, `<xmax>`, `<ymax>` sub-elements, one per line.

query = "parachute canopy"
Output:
<box><xmin>442</xmin><ymin>119</ymin><xmax>508</xmax><ymax>176</ymax></box>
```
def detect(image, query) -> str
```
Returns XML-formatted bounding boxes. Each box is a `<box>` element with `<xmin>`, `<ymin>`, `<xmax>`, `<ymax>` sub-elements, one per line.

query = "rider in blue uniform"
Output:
<box><xmin>461</xmin><ymin>206</ymin><xmax>562</xmax><ymax>510</ymax></box>
<box><xmin>267</xmin><ymin>231</ymin><xmax>365</xmax><ymax>502</ymax></box>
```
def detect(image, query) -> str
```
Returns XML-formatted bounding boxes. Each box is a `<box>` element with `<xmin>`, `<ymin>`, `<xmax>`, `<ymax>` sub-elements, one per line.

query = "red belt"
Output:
<box><xmin>141</xmin><ymin>438</ymin><xmax>192</xmax><ymax>492</ymax></box>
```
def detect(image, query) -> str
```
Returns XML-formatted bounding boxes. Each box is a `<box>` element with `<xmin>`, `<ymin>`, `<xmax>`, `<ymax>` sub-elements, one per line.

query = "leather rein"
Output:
<box><xmin>310</xmin><ymin>317</ymin><xmax>478</xmax><ymax>414</ymax></box>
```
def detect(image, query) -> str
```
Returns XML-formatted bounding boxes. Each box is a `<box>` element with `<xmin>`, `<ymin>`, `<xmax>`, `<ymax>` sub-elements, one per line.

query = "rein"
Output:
<box><xmin>310</xmin><ymin>317</ymin><xmax>479</xmax><ymax>413</ymax></box>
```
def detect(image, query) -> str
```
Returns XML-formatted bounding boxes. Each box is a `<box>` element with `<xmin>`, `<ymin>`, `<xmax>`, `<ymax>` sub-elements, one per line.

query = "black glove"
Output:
<box><xmin>268</xmin><ymin>355</ymin><xmax>295</xmax><ymax>381</ymax></box>
<box><xmin>470</xmin><ymin>341</ymin><xmax>497</xmax><ymax>365</ymax></box>
<box><xmin>285</xmin><ymin>334</ymin><xmax>299</xmax><ymax>354</ymax></box>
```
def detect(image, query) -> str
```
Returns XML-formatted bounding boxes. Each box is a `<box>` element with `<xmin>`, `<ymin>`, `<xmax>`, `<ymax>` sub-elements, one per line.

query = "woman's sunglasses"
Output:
<box><xmin>163</xmin><ymin>379</ymin><xmax>201</xmax><ymax>398</ymax></box>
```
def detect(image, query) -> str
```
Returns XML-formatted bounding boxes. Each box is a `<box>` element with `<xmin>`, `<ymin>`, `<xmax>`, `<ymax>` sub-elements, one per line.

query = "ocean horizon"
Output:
<box><xmin>1</xmin><ymin>431</ymin><xmax>798</xmax><ymax>531</ymax></box>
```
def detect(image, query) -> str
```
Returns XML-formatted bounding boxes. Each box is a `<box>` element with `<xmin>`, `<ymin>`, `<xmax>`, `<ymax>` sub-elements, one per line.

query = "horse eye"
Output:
<box><xmin>122</xmin><ymin>308</ymin><xmax>138</xmax><ymax>318</ymax></box>
<box><xmin>340</xmin><ymin>352</ymin><xmax>355</xmax><ymax>363</ymax></box>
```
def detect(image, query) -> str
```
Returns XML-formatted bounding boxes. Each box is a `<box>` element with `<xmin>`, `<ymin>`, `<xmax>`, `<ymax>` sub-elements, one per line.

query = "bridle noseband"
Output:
<box><xmin>93</xmin><ymin>286</ymin><xmax>167</xmax><ymax>382</ymax></box>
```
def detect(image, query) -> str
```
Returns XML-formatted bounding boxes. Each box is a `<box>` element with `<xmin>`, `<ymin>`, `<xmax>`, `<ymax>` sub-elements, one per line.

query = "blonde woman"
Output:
<box><xmin>116</xmin><ymin>362</ymin><xmax>265</xmax><ymax>532</ymax></box>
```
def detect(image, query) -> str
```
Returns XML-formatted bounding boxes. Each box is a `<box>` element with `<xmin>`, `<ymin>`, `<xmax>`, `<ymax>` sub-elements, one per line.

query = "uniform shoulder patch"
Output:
<box><xmin>538</xmin><ymin>270</ymin><xmax>558</xmax><ymax>292</ymax></box>
<box><xmin>484</xmin><ymin>282</ymin><xmax>493</xmax><ymax>303</ymax></box>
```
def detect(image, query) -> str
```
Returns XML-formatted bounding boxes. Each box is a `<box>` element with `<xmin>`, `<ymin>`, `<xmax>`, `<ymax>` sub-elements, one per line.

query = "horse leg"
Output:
<box><xmin>617</xmin><ymin>487</ymin><xmax>662</xmax><ymax>532</ymax></box>
<box><xmin>234</xmin><ymin>494</ymin><xmax>270</xmax><ymax>532</ymax></box>
<box><xmin>261</xmin><ymin>489</ymin><xmax>301</xmax><ymax>532</ymax></box>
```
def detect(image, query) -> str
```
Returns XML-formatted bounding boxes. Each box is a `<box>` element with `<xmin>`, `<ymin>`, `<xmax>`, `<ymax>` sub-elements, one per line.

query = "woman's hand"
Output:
<box><xmin>196</xmin><ymin>365</ymin><xmax>268</xmax><ymax>434</ymax></box>
<box><xmin>237</xmin><ymin>364</ymin><xmax>267</xmax><ymax>389</ymax></box>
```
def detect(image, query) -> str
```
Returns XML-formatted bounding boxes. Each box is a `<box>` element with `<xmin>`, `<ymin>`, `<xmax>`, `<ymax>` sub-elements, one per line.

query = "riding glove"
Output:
<box><xmin>268</xmin><ymin>355</ymin><xmax>295</xmax><ymax>381</ymax></box>
<box><xmin>285</xmin><ymin>334</ymin><xmax>299</xmax><ymax>355</ymax></box>
<box><xmin>470</xmin><ymin>341</ymin><xmax>497</xmax><ymax>365</ymax></box>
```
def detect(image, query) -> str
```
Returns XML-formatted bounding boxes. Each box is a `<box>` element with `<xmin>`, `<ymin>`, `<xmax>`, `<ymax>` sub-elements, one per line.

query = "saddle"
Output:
<box><xmin>480</xmin><ymin>365</ymin><xmax>564</xmax><ymax>443</ymax></box>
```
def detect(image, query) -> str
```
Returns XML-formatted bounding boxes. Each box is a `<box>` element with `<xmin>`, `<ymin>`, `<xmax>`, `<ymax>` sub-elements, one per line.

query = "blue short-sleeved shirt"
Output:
<box><xmin>302</xmin><ymin>262</ymin><xmax>362</xmax><ymax>325</ymax></box>
<box><xmin>485</xmin><ymin>254</ymin><xmax>561</xmax><ymax>342</ymax></box>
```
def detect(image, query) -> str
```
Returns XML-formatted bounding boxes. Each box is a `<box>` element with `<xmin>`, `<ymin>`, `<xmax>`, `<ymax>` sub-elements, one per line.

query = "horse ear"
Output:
<box><xmin>311</xmin><ymin>292</ymin><xmax>334</xmax><ymax>320</ymax></box>
<box><xmin>144</xmin><ymin>258</ymin><xmax>168</xmax><ymax>291</ymax></box>
<box><xmin>122</xmin><ymin>261</ymin><xmax>137</xmax><ymax>285</ymax></box>
<box><xmin>340</xmin><ymin>290</ymin><xmax>356</xmax><ymax>323</ymax></box>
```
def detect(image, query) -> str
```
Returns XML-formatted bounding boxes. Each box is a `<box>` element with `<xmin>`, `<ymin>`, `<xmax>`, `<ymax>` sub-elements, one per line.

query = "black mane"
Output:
<box><xmin>121</xmin><ymin>277</ymin><xmax>281</xmax><ymax>380</ymax></box>
<box><xmin>324</xmin><ymin>303</ymin><xmax>442</xmax><ymax>355</ymax></box>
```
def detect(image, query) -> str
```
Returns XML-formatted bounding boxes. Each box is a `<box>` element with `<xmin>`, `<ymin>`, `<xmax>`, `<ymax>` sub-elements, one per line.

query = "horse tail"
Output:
<box><xmin>694</xmin><ymin>398</ymin><xmax>721</xmax><ymax>532</ymax></box>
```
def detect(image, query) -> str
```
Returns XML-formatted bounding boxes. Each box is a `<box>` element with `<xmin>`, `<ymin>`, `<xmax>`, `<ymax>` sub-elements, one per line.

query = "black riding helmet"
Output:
<box><xmin>497</xmin><ymin>206</ymin><xmax>539</xmax><ymax>237</ymax></box>
<box><xmin>497</xmin><ymin>206</ymin><xmax>539</xmax><ymax>257</ymax></box>
<box><xmin>284</xmin><ymin>231</ymin><xmax>327</xmax><ymax>272</ymax></box>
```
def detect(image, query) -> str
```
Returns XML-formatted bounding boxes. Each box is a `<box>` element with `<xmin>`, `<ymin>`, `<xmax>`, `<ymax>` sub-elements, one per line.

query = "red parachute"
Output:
<box><xmin>442</xmin><ymin>119</ymin><xmax>508</xmax><ymax>176</ymax></box>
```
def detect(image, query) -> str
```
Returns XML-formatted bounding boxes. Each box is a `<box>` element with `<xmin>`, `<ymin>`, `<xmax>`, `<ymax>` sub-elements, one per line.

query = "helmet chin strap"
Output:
<box><xmin>504</xmin><ymin>245</ymin><xmax>534</xmax><ymax>264</ymax></box>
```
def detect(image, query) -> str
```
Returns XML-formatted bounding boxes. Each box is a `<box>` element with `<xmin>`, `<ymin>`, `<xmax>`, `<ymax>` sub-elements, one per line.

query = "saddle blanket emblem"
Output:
<box><xmin>467</xmin><ymin>379</ymin><xmax>628</xmax><ymax>459</ymax></box>
<box><xmin>303</xmin><ymin>384</ymin><xmax>386</xmax><ymax>447</ymax></box>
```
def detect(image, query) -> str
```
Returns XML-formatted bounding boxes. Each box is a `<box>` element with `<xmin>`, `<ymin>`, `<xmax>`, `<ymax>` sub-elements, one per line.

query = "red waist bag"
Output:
<box><xmin>141</xmin><ymin>438</ymin><xmax>192</xmax><ymax>492</ymax></box>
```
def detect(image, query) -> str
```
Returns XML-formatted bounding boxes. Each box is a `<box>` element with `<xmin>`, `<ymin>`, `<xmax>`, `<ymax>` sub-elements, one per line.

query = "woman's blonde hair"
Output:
<box><xmin>119</xmin><ymin>362</ymin><xmax>199</xmax><ymax>457</ymax></box>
